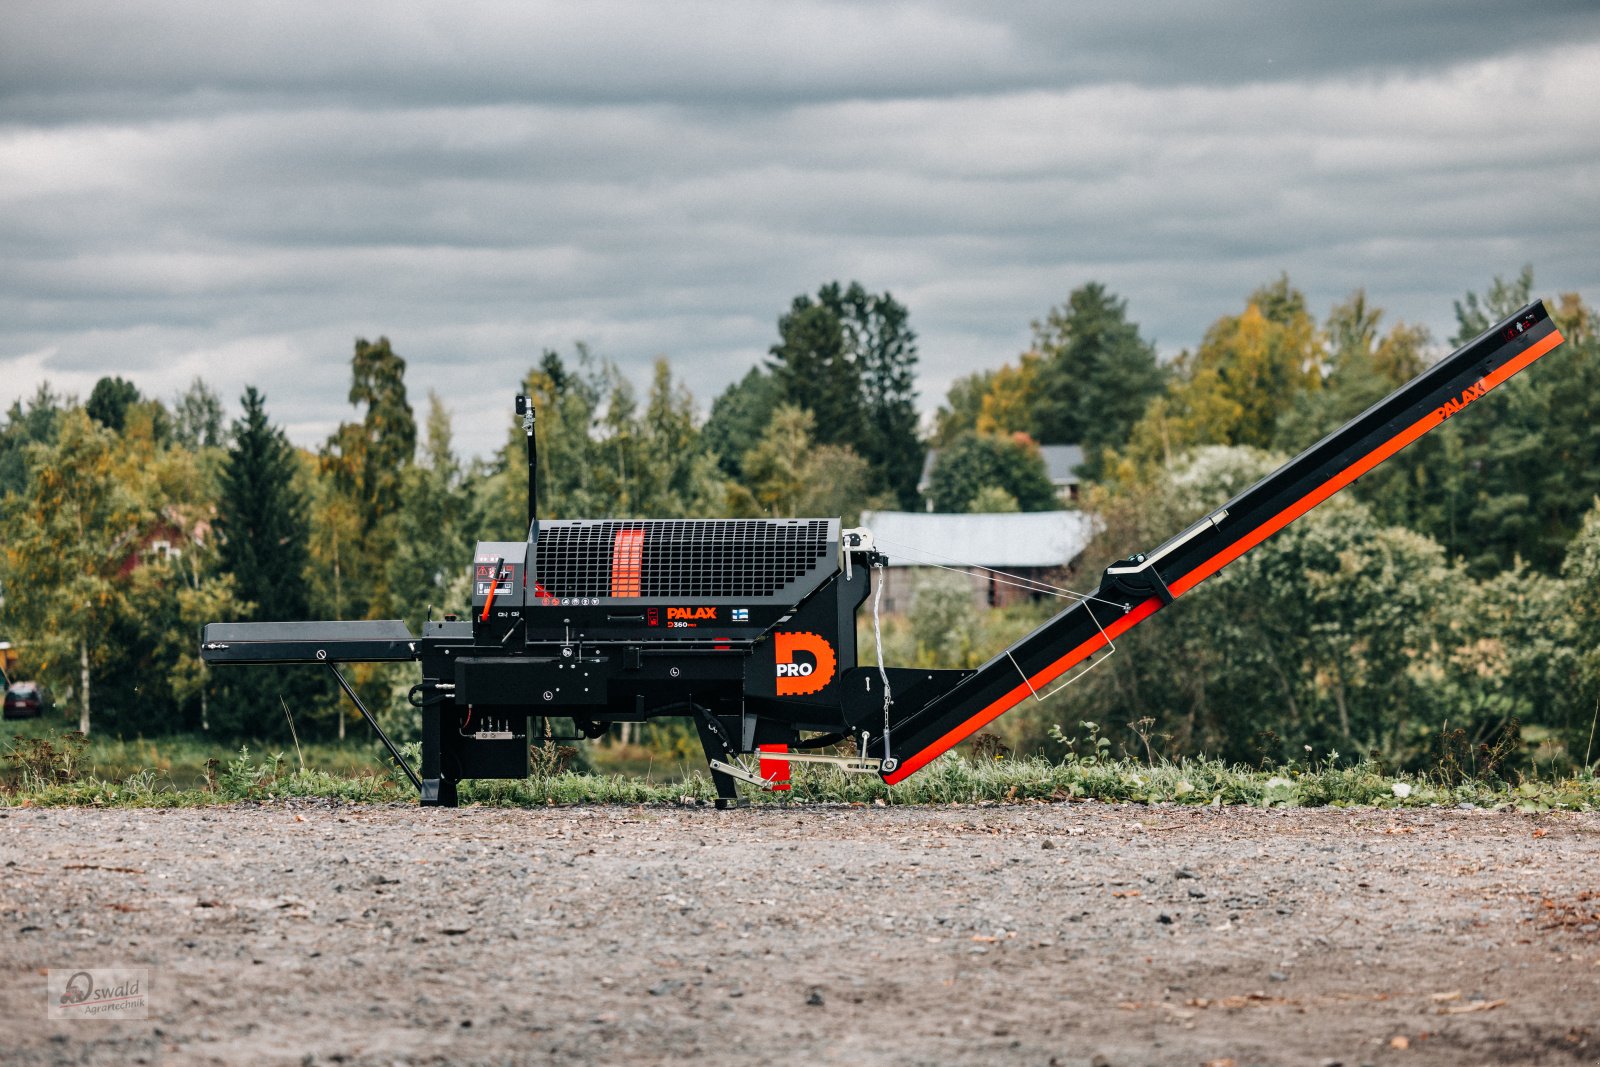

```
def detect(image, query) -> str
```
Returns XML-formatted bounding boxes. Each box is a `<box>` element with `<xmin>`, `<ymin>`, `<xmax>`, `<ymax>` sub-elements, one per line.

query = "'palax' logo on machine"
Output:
<box><xmin>667</xmin><ymin>606</ymin><xmax>716</xmax><ymax>622</ymax></box>
<box><xmin>775</xmin><ymin>631</ymin><xmax>836</xmax><ymax>697</ymax></box>
<box><xmin>1435</xmin><ymin>378</ymin><xmax>1489</xmax><ymax>420</ymax></box>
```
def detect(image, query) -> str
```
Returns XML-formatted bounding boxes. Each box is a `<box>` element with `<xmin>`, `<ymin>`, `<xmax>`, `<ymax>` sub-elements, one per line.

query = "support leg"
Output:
<box><xmin>692</xmin><ymin>707</ymin><xmax>745</xmax><ymax>810</ymax></box>
<box><xmin>419</xmin><ymin>700</ymin><xmax>458</xmax><ymax>808</ymax></box>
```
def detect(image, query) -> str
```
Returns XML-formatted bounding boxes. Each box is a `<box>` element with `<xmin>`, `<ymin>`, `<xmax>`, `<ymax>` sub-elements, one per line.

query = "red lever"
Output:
<box><xmin>480</xmin><ymin>558</ymin><xmax>504</xmax><ymax>622</ymax></box>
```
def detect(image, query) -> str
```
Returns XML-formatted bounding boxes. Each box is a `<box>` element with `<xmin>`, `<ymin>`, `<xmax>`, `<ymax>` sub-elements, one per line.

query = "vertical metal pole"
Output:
<box><xmin>518</xmin><ymin>395</ymin><xmax>538</xmax><ymax>540</ymax></box>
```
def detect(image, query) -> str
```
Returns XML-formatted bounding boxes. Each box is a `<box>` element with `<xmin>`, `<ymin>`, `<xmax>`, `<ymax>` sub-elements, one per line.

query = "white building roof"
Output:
<box><xmin>859</xmin><ymin>509</ymin><xmax>1099</xmax><ymax>570</ymax></box>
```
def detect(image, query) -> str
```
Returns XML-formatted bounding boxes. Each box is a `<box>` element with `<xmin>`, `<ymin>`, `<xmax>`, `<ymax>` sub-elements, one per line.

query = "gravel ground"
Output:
<box><xmin>1</xmin><ymin>800</ymin><xmax>1597</xmax><ymax>1067</ymax></box>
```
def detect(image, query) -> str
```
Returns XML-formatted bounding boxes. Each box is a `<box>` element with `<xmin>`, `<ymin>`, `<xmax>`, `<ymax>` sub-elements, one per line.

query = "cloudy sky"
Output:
<box><xmin>3</xmin><ymin>1</ymin><xmax>1598</xmax><ymax>459</ymax></box>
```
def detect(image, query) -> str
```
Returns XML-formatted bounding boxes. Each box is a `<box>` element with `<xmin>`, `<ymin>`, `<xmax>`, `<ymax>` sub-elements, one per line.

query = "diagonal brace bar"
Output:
<box><xmin>327</xmin><ymin>664</ymin><xmax>423</xmax><ymax>793</ymax></box>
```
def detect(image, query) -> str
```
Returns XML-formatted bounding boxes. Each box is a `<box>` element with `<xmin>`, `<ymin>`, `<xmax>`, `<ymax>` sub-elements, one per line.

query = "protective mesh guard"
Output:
<box><xmin>533</xmin><ymin>519</ymin><xmax>834</xmax><ymax>600</ymax></box>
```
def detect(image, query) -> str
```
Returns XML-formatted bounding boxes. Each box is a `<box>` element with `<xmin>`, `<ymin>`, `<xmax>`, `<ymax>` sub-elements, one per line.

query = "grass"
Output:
<box><xmin>3</xmin><ymin>729</ymin><xmax>1597</xmax><ymax>811</ymax></box>
<box><xmin>0</xmin><ymin>716</ymin><xmax>398</xmax><ymax>792</ymax></box>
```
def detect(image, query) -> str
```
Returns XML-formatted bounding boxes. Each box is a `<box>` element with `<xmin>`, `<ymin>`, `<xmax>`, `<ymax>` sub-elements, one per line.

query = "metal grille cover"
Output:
<box><xmin>532</xmin><ymin>519</ymin><xmax>837</xmax><ymax>601</ymax></box>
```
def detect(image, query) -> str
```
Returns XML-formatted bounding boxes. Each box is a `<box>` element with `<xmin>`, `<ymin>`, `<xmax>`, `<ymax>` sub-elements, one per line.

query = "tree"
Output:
<box><xmin>738</xmin><ymin>405</ymin><xmax>881</xmax><ymax>523</ymax></box>
<box><xmin>975</xmin><ymin>354</ymin><xmax>1042</xmax><ymax>438</ymax></box>
<box><xmin>0</xmin><ymin>410</ymin><xmax>147</xmax><ymax>734</ymax></box>
<box><xmin>305</xmin><ymin>459</ymin><xmax>362</xmax><ymax>622</ymax></box>
<box><xmin>105</xmin><ymin>435</ymin><xmax>246</xmax><ymax>736</ymax></box>
<box><xmin>925</xmin><ymin>433</ymin><xmax>1058</xmax><ymax>513</ymax></box>
<box><xmin>85</xmin><ymin>376</ymin><xmax>142</xmax><ymax>432</ymax></box>
<box><xmin>214</xmin><ymin>388</ymin><xmax>322</xmax><ymax>735</ymax></box>
<box><xmin>0</xmin><ymin>383</ymin><xmax>64</xmax><ymax>498</ymax></box>
<box><xmin>769</xmin><ymin>294</ymin><xmax>866</xmax><ymax>445</ymax></box>
<box><xmin>1274</xmin><ymin>291</ymin><xmax>1431</xmax><ymax>452</ymax></box>
<box><xmin>633</xmin><ymin>360</ymin><xmax>732</xmax><ymax>517</ymax></box>
<box><xmin>1563</xmin><ymin>498</ymin><xmax>1600</xmax><ymax>767</ymax></box>
<box><xmin>768</xmin><ymin>281</ymin><xmax>923</xmax><ymax>507</ymax></box>
<box><xmin>320</xmin><ymin>337</ymin><xmax>417</xmax><ymax>617</ymax></box>
<box><xmin>703</xmin><ymin>368</ymin><xmax>781</xmax><ymax>478</ymax></box>
<box><xmin>1453</xmin><ymin>264</ymin><xmax>1534</xmax><ymax>346</ymax></box>
<box><xmin>385</xmin><ymin>392</ymin><xmax>469</xmax><ymax>629</ymax></box>
<box><xmin>324</xmin><ymin>337</ymin><xmax>417</xmax><ymax>532</ymax></box>
<box><xmin>967</xmin><ymin>485</ymin><xmax>1020</xmax><ymax>513</ymax></box>
<box><xmin>172</xmin><ymin>378</ymin><xmax>226</xmax><ymax>451</ymax></box>
<box><xmin>932</xmin><ymin>370</ymin><xmax>995</xmax><ymax>448</ymax></box>
<box><xmin>476</xmin><ymin>347</ymin><xmax>608</xmax><ymax>536</ymax></box>
<box><xmin>1118</xmin><ymin>277</ymin><xmax>1325</xmax><ymax>470</ymax></box>
<box><xmin>1360</xmin><ymin>275</ymin><xmax>1600</xmax><ymax>575</ymax></box>
<box><xmin>587</xmin><ymin>360</ymin><xmax>720</xmax><ymax>518</ymax></box>
<box><xmin>838</xmin><ymin>283</ymin><xmax>922</xmax><ymax>508</ymax></box>
<box><xmin>1046</xmin><ymin>446</ymin><xmax>1567</xmax><ymax>768</ymax></box>
<box><xmin>475</xmin><ymin>348</ymin><xmax>738</xmax><ymax>532</ymax></box>
<box><xmin>219</xmin><ymin>388</ymin><xmax>312</xmax><ymax>623</ymax></box>
<box><xmin>1029</xmin><ymin>283</ymin><xmax>1166</xmax><ymax>477</ymax></box>
<box><xmin>740</xmin><ymin>406</ymin><xmax>816</xmax><ymax>515</ymax></box>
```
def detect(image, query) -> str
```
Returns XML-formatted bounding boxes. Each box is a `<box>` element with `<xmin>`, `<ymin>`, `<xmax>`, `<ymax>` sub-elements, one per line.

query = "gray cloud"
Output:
<box><xmin>5</xmin><ymin>1</ymin><xmax>1592</xmax><ymax>109</ymax></box>
<box><xmin>2</xmin><ymin>2</ymin><xmax>1598</xmax><ymax>460</ymax></box>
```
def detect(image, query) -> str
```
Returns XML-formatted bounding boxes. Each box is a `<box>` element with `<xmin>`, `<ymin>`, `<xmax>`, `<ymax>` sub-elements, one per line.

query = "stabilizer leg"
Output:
<box><xmin>692</xmin><ymin>706</ymin><xmax>746</xmax><ymax>810</ymax></box>
<box><xmin>419</xmin><ymin>699</ymin><xmax>458</xmax><ymax>808</ymax></box>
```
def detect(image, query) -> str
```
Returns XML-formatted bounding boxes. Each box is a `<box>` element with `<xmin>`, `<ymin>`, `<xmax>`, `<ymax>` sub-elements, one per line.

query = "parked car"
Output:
<box><xmin>3</xmin><ymin>681</ymin><xmax>51</xmax><ymax>719</ymax></box>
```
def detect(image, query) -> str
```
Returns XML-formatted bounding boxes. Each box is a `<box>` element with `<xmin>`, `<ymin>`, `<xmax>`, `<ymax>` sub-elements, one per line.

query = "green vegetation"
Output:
<box><xmin>3</xmin><ymin>728</ymin><xmax>1595</xmax><ymax>811</ymax></box>
<box><xmin>927</xmin><ymin>272</ymin><xmax>1600</xmax><ymax>776</ymax></box>
<box><xmin>924</xmin><ymin>432</ymin><xmax>1058</xmax><ymax>513</ymax></box>
<box><xmin>2</xmin><ymin>269</ymin><xmax>1598</xmax><ymax>789</ymax></box>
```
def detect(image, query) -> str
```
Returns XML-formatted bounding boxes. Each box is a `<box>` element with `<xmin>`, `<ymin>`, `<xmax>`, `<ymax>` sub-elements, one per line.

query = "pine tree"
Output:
<box><xmin>219</xmin><ymin>388</ymin><xmax>311</xmax><ymax>622</ymax></box>
<box><xmin>1028</xmin><ymin>283</ymin><xmax>1165</xmax><ymax>479</ymax></box>
<box><xmin>214</xmin><ymin>387</ymin><xmax>319</xmax><ymax>734</ymax></box>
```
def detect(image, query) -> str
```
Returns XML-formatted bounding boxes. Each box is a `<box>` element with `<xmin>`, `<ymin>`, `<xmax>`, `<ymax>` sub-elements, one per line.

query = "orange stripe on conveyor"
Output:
<box><xmin>883</xmin><ymin>327</ymin><xmax>1565</xmax><ymax>785</ymax></box>
<box><xmin>1168</xmin><ymin>329</ymin><xmax>1565</xmax><ymax>597</ymax></box>
<box><xmin>611</xmin><ymin>528</ymin><xmax>644</xmax><ymax>598</ymax></box>
<box><xmin>884</xmin><ymin>599</ymin><xmax>1162</xmax><ymax>783</ymax></box>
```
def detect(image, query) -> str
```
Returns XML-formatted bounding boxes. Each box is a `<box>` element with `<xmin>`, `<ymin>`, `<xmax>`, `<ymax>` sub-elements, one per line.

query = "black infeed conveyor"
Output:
<box><xmin>200</xmin><ymin>620</ymin><xmax>419</xmax><ymax>664</ymax></box>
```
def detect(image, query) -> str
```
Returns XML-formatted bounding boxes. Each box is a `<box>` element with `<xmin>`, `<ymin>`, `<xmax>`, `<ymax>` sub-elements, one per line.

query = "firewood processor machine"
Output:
<box><xmin>201</xmin><ymin>302</ymin><xmax>1566</xmax><ymax>806</ymax></box>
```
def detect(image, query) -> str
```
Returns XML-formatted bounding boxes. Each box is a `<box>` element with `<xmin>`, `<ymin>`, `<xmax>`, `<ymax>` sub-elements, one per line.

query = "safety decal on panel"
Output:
<box><xmin>774</xmin><ymin>631</ymin><xmax>837</xmax><ymax>696</ymax></box>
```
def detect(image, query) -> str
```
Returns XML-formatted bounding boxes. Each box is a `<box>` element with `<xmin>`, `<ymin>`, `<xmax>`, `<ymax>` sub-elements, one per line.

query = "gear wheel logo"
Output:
<box><xmin>774</xmin><ymin>631</ymin><xmax>836</xmax><ymax>696</ymax></box>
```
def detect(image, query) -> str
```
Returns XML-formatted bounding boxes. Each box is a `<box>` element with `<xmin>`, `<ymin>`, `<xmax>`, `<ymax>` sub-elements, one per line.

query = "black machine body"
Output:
<box><xmin>201</xmin><ymin>302</ymin><xmax>1568</xmax><ymax>807</ymax></box>
<box><xmin>408</xmin><ymin>517</ymin><xmax>879</xmax><ymax>805</ymax></box>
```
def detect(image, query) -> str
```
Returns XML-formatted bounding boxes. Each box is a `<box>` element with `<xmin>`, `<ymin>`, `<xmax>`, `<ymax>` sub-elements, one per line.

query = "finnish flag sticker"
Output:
<box><xmin>732</xmin><ymin>608</ymin><xmax>749</xmax><ymax>622</ymax></box>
